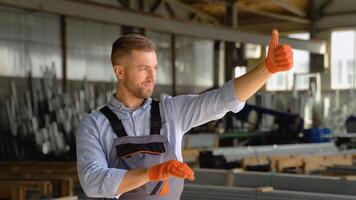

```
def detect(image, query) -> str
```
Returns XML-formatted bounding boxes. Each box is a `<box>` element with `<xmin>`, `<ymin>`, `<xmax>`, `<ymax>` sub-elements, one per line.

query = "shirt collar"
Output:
<box><xmin>108</xmin><ymin>94</ymin><xmax>152</xmax><ymax>113</ymax></box>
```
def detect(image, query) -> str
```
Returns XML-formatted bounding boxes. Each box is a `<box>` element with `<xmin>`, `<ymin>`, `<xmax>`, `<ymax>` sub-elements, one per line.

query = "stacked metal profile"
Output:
<box><xmin>325</xmin><ymin>165</ymin><xmax>356</xmax><ymax>175</ymax></box>
<box><xmin>232</xmin><ymin>171</ymin><xmax>356</xmax><ymax>196</ymax></box>
<box><xmin>0</xmin><ymin>66</ymin><xmax>115</xmax><ymax>160</ymax></box>
<box><xmin>181</xmin><ymin>184</ymin><xmax>356</xmax><ymax>200</ymax></box>
<box><xmin>209</xmin><ymin>142</ymin><xmax>339</xmax><ymax>162</ymax></box>
<box><xmin>182</xmin><ymin>185</ymin><xmax>258</xmax><ymax>200</ymax></box>
<box><xmin>182</xmin><ymin>169</ymin><xmax>356</xmax><ymax>200</ymax></box>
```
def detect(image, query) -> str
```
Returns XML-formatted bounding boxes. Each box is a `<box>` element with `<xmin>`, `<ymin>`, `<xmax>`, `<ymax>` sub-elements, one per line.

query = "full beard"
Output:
<box><xmin>124</xmin><ymin>81</ymin><xmax>153</xmax><ymax>99</ymax></box>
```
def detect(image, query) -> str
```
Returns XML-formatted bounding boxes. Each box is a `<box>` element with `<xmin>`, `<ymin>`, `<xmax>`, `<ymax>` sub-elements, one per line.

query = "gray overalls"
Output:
<box><xmin>100</xmin><ymin>100</ymin><xmax>184</xmax><ymax>200</ymax></box>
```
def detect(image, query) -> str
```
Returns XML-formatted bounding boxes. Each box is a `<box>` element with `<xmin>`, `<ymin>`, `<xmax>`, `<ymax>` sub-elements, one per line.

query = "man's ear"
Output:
<box><xmin>113</xmin><ymin>65</ymin><xmax>124</xmax><ymax>80</ymax></box>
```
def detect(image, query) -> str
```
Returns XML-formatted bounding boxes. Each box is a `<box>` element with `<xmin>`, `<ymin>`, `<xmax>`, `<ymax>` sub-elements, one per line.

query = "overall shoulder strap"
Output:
<box><xmin>150</xmin><ymin>100</ymin><xmax>162</xmax><ymax>135</ymax></box>
<box><xmin>99</xmin><ymin>106</ymin><xmax>127</xmax><ymax>138</ymax></box>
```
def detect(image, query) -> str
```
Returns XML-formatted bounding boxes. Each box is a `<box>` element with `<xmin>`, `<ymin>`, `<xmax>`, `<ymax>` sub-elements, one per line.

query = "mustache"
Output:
<box><xmin>143</xmin><ymin>79</ymin><xmax>154</xmax><ymax>84</ymax></box>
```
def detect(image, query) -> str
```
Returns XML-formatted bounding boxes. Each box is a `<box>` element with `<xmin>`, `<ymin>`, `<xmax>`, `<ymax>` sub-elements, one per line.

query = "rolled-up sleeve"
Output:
<box><xmin>169</xmin><ymin>79</ymin><xmax>245</xmax><ymax>134</ymax></box>
<box><xmin>76</xmin><ymin>115</ymin><xmax>127</xmax><ymax>198</ymax></box>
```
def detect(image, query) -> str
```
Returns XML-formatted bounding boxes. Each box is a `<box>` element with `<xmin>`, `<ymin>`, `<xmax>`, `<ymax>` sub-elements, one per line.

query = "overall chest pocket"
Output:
<box><xmin>114</xmin><ymin>135</ymin><xmax>171</xmax><ymax>169</ymax></box>
<box><xmin>118</xmin><ymin>142</ymin><xmax>166</xmax><ymax>167</ymax></box>
<box><xmin>116</xmin><ymin>142</ymin><xmax>166</xmax><ymax>158</ymax></box>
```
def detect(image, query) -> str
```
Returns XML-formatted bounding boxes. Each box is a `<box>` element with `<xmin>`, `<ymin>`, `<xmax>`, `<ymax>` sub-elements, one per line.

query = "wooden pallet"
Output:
<box><xmin>0</xmin><ymin>172</ymin><xmax>74</xmax><ymax>197</ymax></box>
<box><xmin>241</xmin><ymin>156</ymin><xmax>269</xmax><ymax>170</ymax></box>
<box><xmin>324</xmin><ymin>155</ymin><xmax>353</xmax><ymax>166</ymax></box>
<box><xmin>0</xmin><ymin>162</ymin><xmax>78</xmax><ymax>198</ymax></box>
<box><xmin>269</xmin><ymin>155</ymin><xmax>291</xmax><ymax>172</ymax></box>
<box><xmin>0</xmin><ymin>180</ymin><xmax>52</xmax><ymax>200</ymax></box>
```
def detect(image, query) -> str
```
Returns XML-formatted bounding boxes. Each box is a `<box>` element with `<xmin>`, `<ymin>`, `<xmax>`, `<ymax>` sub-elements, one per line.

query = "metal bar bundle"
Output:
<box><xmin>182</xmin><ymin>184</ymin><xmax>258</xmax><ymax>200</ymax></box>
<box><xmin>325</xmin><ymin>165</ymin><xmax>356</xmax><ymax>175</ymax></box>
<box><xmin>182</xmin><ymin>184</ymin><xmax>356</xmax><ymax>200</ymax></box>
<box><xmin>209</xmin><ymin>142</ymin><xmax>339</xmax><ymax>162</ymax></box>
<box><xmin>0</xmin><ymin>64</ymin><xmax>115</xmax><ymax>160</ymax></box>
<box><xmin>233</xmin><ymin>171</ymin><xmax>356</xmax><ymax>196</ymax></box>
<box><xmin>193</xmin><ymin>169</ymin><xmax>356</xmax><ymax>196</ymax></box>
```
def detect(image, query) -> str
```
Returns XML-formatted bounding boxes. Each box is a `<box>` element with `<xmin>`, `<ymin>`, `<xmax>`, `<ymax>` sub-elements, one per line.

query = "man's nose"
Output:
<box><xmin>148</xmin><ymin>67</ymin><xmax>156</xmax><ymax>79</ymax></box>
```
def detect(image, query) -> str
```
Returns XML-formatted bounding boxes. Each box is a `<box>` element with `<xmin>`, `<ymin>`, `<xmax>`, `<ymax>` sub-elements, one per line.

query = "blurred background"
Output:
<box><xmin>0</xmin><ymin>0</ymin><xmax>356</xmax><ymax>199</ymax></box>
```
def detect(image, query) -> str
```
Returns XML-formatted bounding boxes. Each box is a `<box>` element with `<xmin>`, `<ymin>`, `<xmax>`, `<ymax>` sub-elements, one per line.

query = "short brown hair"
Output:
<box><xmin>111</xmin><ymin>34</ymin><xmax>157</xmax><ymax>66</ymax></box>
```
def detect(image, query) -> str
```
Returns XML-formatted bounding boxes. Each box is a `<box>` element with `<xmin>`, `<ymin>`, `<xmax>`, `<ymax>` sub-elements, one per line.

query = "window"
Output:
<box><xmin>234</xmin><ymin>66</ymin><xmax>246</xmax><ymax>78</ymax></box>
<box><xmin>66</xmin><ymin>17</ymin><xmax>120</xmax><ymax>81</ymax></box>
<box><xmin>147</xmin><ymin>31</ymin><xmax>173</xmax><ymax>96</ymax></box>
<box><xmin>244</xmin><ymin>43</ymin><xmax>261</xmax><ymax>59</ymax></box>
<box><xmin>266</xmin><ymin>33</ymin><xmax>310</xmax><ymax>91</ymax></box>
<box><xmin>175</xmin><ymin>36</ymin><xmax>214</xmax><ymax>94</ymax></box>
<box><xmin>146</xmin><ymin>31</ymin><xmax>173</xmax><ymax>86</ymax></box>
<box><xmin>331</xmin><ymin>30</ymin><xmax>356</xmax><ymax>89</ymax></box>
<box><xmin>0</xmin><ymin>7</ymin><xmax>62</xmax><ymax>78</ymax></box>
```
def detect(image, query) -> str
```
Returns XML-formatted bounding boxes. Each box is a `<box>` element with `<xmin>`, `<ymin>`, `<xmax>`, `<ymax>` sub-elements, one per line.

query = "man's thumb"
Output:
<box><xmin>270</xmin><ymin>29</ymin><xmax>279</xmax><ymax>48</ymax></box>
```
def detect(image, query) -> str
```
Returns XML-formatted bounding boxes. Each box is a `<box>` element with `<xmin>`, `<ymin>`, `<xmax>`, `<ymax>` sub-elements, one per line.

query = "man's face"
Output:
<box><xmin>118</xmin><ymin>50</ymin><xmax>158</xmax><ymax>99</ymax></box>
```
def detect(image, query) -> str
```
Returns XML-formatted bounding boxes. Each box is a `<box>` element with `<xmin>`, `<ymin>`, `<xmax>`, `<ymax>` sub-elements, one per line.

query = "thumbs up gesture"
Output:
<box><xmin>265</xmin><ymin>29</ymin><xmax>293</xmax><ymax>73</ymax></box>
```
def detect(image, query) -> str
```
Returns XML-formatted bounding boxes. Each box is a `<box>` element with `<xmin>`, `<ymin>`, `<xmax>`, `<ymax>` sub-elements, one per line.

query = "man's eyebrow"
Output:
<box><xmin>137</xmin><ymin>65</ymin><xmax>158</xmax><ymax>67</ymax></box>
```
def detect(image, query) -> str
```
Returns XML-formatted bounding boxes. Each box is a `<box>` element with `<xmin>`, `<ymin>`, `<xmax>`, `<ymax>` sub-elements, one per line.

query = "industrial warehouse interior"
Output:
<box><xmin>1</xmin><ymin>0</ymin><xmax>356</xmax><ymax>199</ymax></box>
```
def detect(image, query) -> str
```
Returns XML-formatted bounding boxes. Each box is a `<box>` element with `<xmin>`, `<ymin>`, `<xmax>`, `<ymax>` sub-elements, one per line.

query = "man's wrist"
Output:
<box><xmin>144</xmin><ymin>167</ymin><xmax>150</xmax><ymax>182</ymax></box>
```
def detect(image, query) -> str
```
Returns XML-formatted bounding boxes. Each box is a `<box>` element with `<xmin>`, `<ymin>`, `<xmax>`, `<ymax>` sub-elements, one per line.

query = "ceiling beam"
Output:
<box><xmin>239</xmin><ymin>21</ymin><xmax>309</xmax><ymax>33</ymax></box>
<box><xmin>316</xmin><ymin>12</ymin><xmax>356</xmax><ymax>30</ymax></box>
<box><xmin>165</xmin><ymin>0</ymin><xmax>218</xmax><ymax>24</ymax></box>
<box><xmin>0</xmin><ymin>0</ymin><xmax>326</xmax><ymax>54</ymax></box>
<box><xmin>149</xmin><ymin>0</ymin><xmax>164</xmax><ymax>13</ymax></box>
<box><xmin>319</xmin><ymin>0</ymin><xmax>334</xmax><ymax>16</ymax></box>
<box><xmin>163</xmin><ymin>1</ymin><xmax>175</xmax><ymax>18</ymax></box>
<box><xmin>225</xmin><ymin>0</ymin><xmax>238</xmax><ymax>27</ymax></box>
<box><xmin>238</xmin><ymin>4</ymin><xmax>310</xmax><ymax>24</ymax></box>
<box><xmin>272</xmin><ymin>0</ymin><xmax>306</xmax><ymax>17</ymax></box>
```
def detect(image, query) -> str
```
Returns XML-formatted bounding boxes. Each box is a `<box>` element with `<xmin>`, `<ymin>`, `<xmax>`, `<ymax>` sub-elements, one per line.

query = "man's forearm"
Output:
<box><xmin>234</xmin><ymin>62</ymin><xmax>272</xmax><ymax>102</ymax></box>
<box><xmin>116</xmin><ymin>160</ymin><xmax>195</xmax><ymax>195</ymax></box>
<box><xmin>117</xmin><ymin>168</ymin><xmax>149</xmax><ymax>194</ymax></box>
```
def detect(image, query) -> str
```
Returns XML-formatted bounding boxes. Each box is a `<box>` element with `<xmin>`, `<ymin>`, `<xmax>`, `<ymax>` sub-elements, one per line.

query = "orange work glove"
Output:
<box><xmin>265</xmin><ymin>29</ymin><xmax>293</xmax><ymax>73</ymax></box>
<box><xmin>147</xmin><ymin>160</ymin><xmax>195</xmax><ymax>181</ymax></box>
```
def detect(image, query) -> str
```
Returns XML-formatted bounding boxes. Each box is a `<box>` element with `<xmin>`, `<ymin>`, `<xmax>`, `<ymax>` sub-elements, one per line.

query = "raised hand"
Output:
<box><xmin>265</xmin><ymin>29</ymin><xmax>293</xmax><ymax>73</ymax></box>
